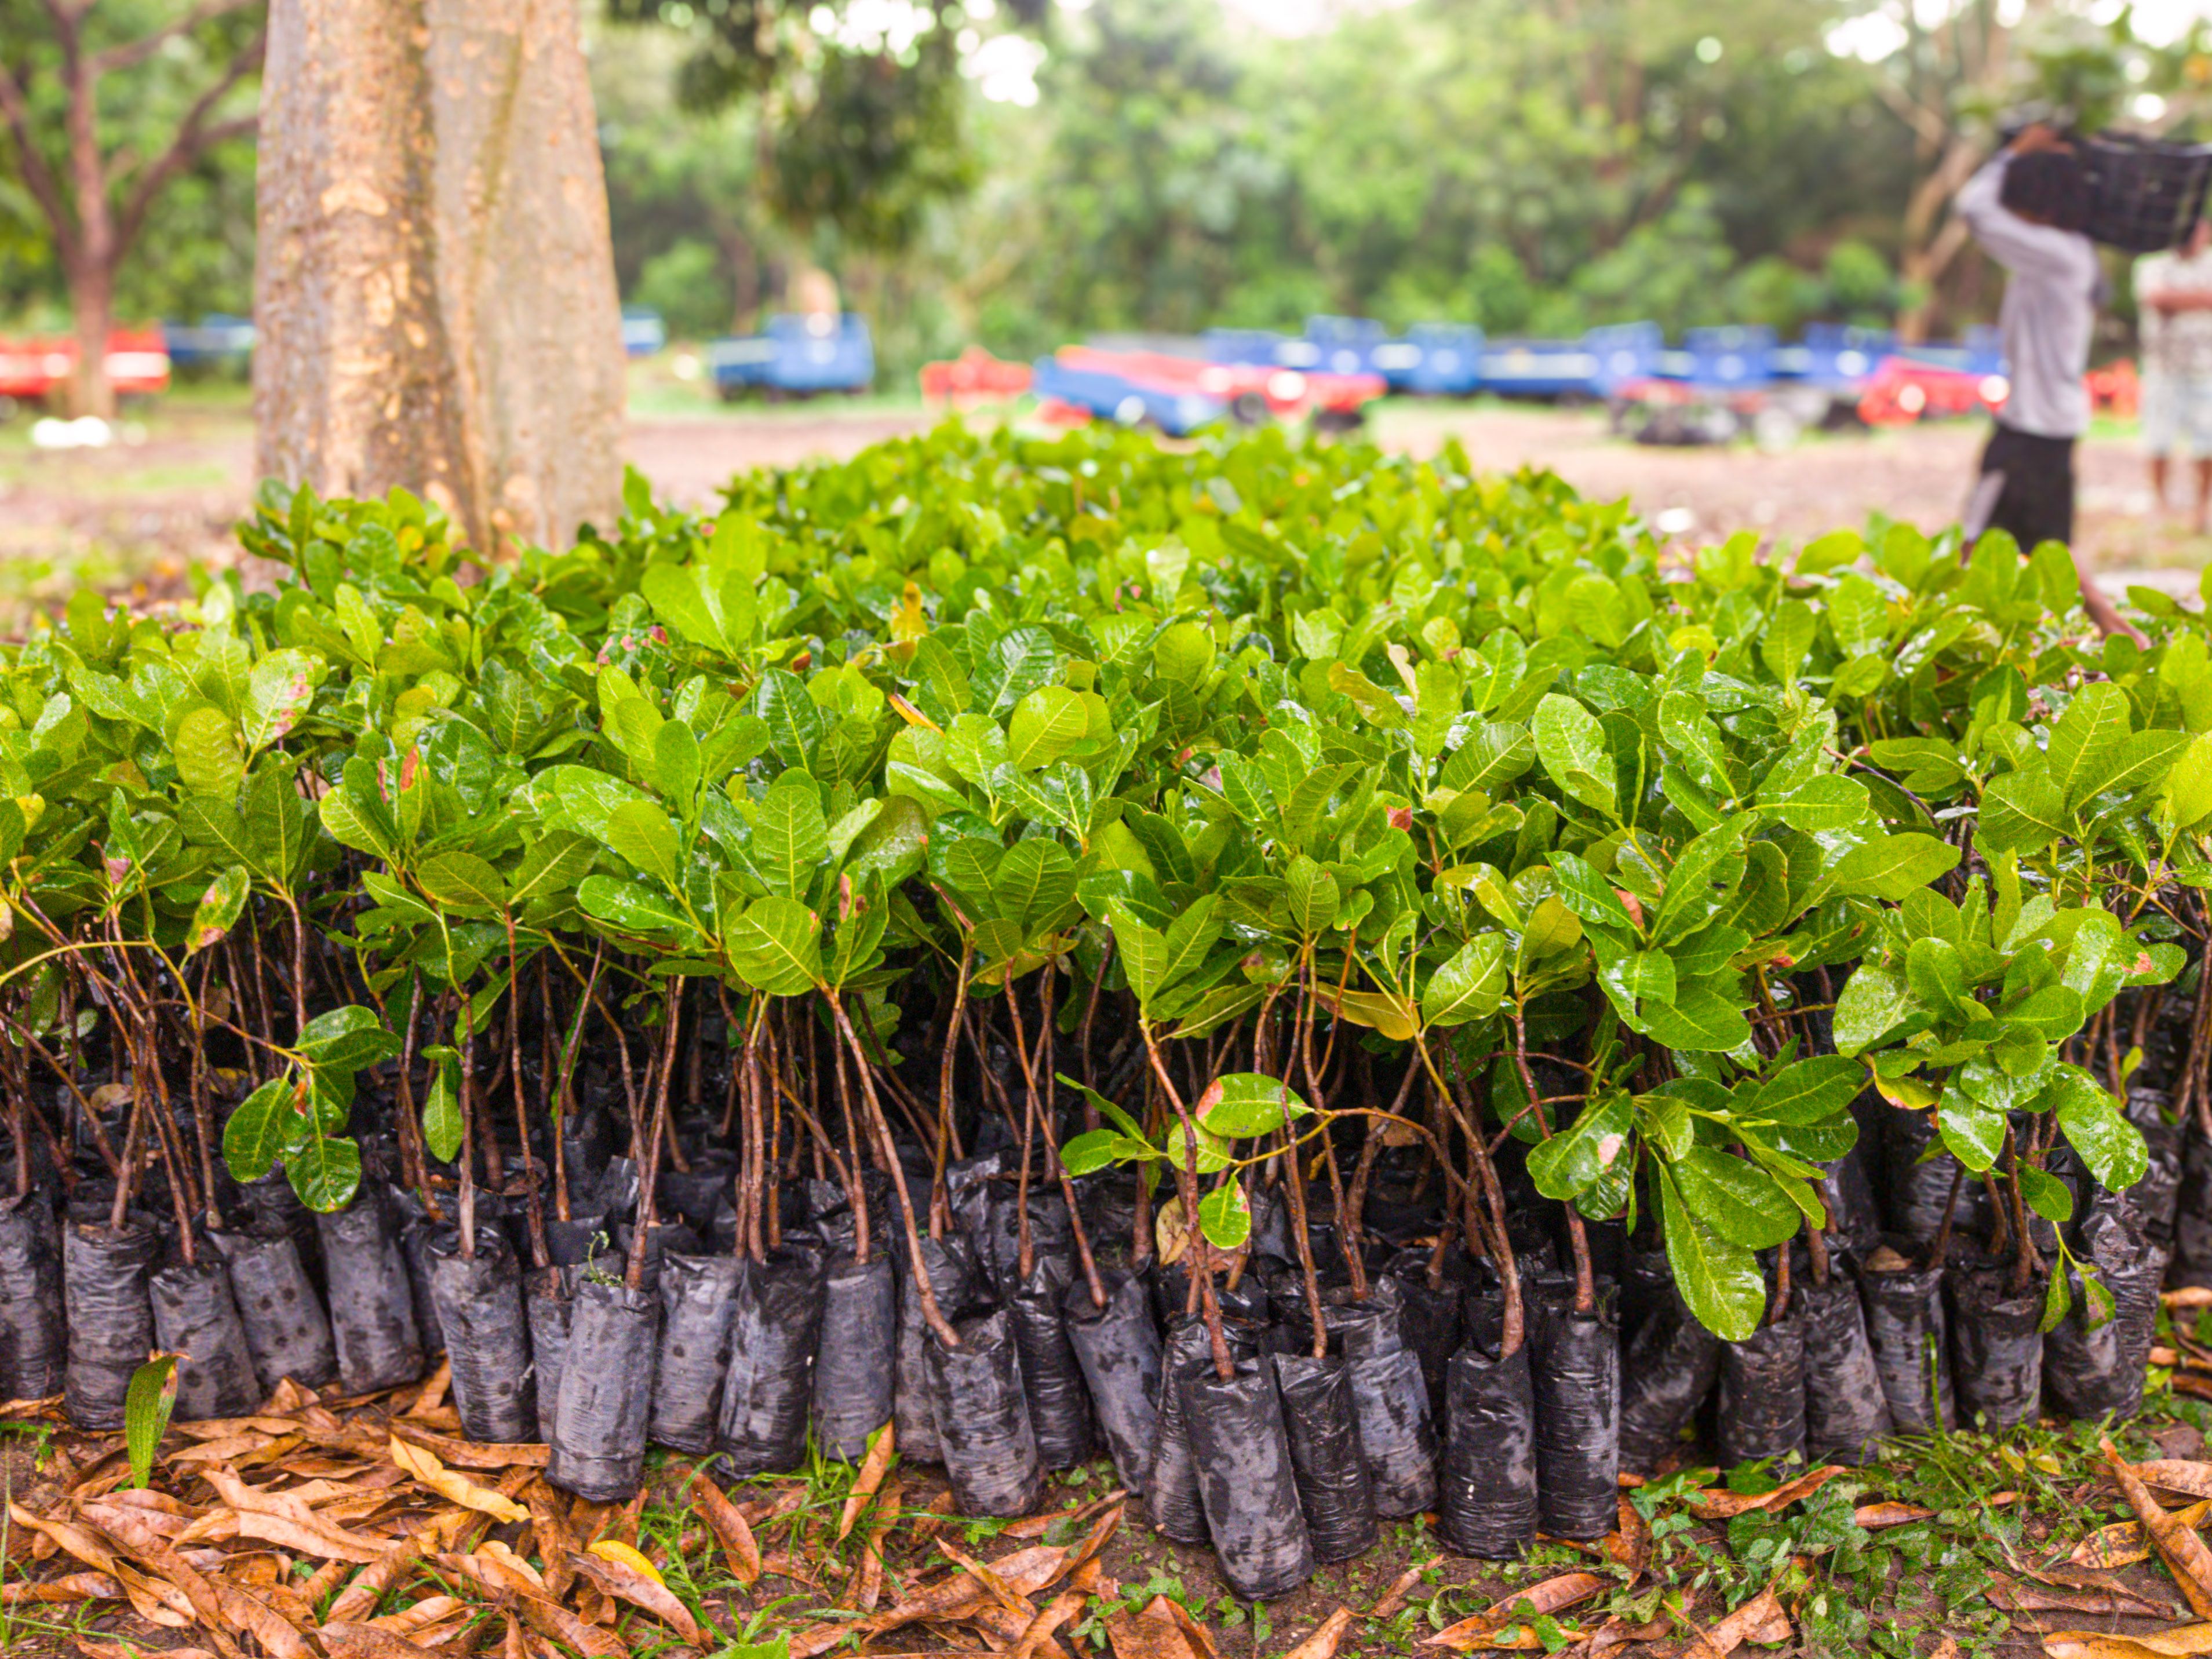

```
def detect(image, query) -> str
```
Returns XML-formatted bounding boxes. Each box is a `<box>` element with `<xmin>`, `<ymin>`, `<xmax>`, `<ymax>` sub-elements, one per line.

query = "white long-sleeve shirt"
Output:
<box><xmin>1956</xmin><ymin>152</ymin><xmax>2100</xmax><ymax>439</ymax></box>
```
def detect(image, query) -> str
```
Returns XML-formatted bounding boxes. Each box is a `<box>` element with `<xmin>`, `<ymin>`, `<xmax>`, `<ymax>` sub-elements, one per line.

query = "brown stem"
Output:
<box><xmin>1925</xmin><ymin>1158</ymin><xmax>1965</xmax><ymax>1270</ymax></box>
<box><xmin>504</xmin><ymin>916</ymin><xmax>546</xmax><ymax>1270</ymax></box>
<box><xmin>625</xmin><ymin>987</ymin><xmax>684</xmax><ymax>1292</ymax></box>
<box><xmin>830</xmin><ymin>994</ymin><xmax>959</xmax><ymax>1347</ymax></box>
<box><xmin>932</xmin><ymin>940</ymin><xmax>972</xmax><ymax>1238</ymax></box>
<box><xmin>1513</xmin><ymin>1001</ymin><xmax>1593</xmax><ymax>1313</ymax></box>
<box><xmin>457</xmin><ymin>998</ymin><xmax>478</xmax><ymax>1261</ymax></box>
<box><xmin>1142</xmin><ymin>1019</ymin><xmax>1233</xmax><ymax>1382</ymax></box>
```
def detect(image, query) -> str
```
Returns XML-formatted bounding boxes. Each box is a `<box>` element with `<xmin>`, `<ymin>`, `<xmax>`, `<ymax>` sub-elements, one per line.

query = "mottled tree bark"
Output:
<box><xmin>424</xmin><ymin>0</ymin><xmax>624</xmax><ymax>552</ymax></box>
<box><xmin>254</xmin><ymin>0</ymin><xmax>622</xmax><ymax>555</ymax></box>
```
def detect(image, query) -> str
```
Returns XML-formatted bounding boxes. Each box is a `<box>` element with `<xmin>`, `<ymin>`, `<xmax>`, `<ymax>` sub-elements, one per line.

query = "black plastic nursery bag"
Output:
<box><xmin>426</xmin><ymin>1223</ymin><xmax>537</xmax><ymax>1443</ymax></box>
<box><xmin>1180</xmin><ymin>1357</ymin><xmax>1316</xmax><ymax>1600</ymax></box>
<box><xmin>814</xmin><ymin>1249</ymin><xmax>898</xmax><ymax>1463</ymax></box>
<box><xmin>63</xmin><ymin>1216</ymin><xmax>157</xmax><ymax>1431</ymax></box>
<box><xmin>214</xmin><ymin>1228</ymin><xmax>337</xmax><ymax>1394</ymax></box>
<box><xmin>652</xmin><ymin>1251</ymin><xmax>742</xmax><ymax>1454</ymax></box>
<box><xmin>315</xmin><ymin>1193</ymin><xmax>424</xmax><ymax>1395</ymax></box>
<box><xmin>0</xmin><ymin>1191</ymin><xmax>65</xmax><ymax>1402</ymax></box>
<box><xmin>549</xmin><ymin>1278</ymin><xmax>661</xmax><ymax>1501</ymax></box>
<box><xmin>1065</xmin><ymin>1265</ymin><xmax>1164</xmax><ymax>1495</ymax></box>
<box><xmin>925</xmin><ymin>1307</ymin><xmax>1046</xmax><ymax>1518</ymax></box>
<box><xmin>1271</xmin><ymin>1351</ymin><xmax>1378</xmax><ymax>1563</ymax></box>
<box><xmin>1440</xmin><ymin>1338</ymin><xmax>1538</xmax><ymax>1559</ymax></box>
<box><xmin>717</xmin><ymin>1248</ymin><xmax>826</xmax><ymax>1476</ymax></box>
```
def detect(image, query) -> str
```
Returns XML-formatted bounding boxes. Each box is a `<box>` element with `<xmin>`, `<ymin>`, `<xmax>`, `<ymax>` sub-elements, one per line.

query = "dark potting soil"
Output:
<box><xmin>150</xmin><ymin>1257</ymin><xmax>261</xmax><ymax>1420</ymax></box>
<box><xmin>1440</xmin><ymin>1337</ymin><xmax>1538</xmax><ymax>1559</ymax></box>
<box><xmin>926</xmin><ymin>1306</ymin><xmax>1047</xmax><ymax>1518</ymax></box>
<box><xmin>548</xmin><ymin>1278</ymin><xmax>661</xmax><ymax>1502</ymax></box>
<box><xmin>213</xmin><ymin>1228</ymin><xmax>337</xmax><ymax>1394</ymax></box>
<box><xmin>1717</xmin><ymin>1303</ymin><xmax>1807</xmax><ymax>1468</ymax></box>
<box><xmin>2174</xmin><ymin>1117</ymin><xmax>2212</xmax><ymax>1288</ymax></box>
<box><xmin>1181</xmin><ymin>1356</ymin><xmax>1316</xmax><ymax>1600</ymax></box>
<box><xmin>654</xmin><ymin>1252</ymin><xmax>742</xmax><ymax>1455</ymax></box>
<box><xmin>814</xmin><ymin>1250</ymin><xmax>898</xmax><ymax>1463</ymax></box>
<box><xmin>61</xmin><ymin>1216</ymin><xmax>158</xmax><ymax>1431</ymax></box>
<box><xmin>315</xmin><ymin>1194</ymin><xmax>424</xmax><ymax>1395</ymax></box>
<box><xmin>1800</xmin><ymin>1265</ymin><xmax>1892</xmax><ymax>1465</ymax></box>
<box><xmin>0</xmin><ymin>1191</ymin><xmax>65</xmax><ymax>1402</ymax></box>
<box><xmin>526</xmin><ymin>1263</ymin><xmax>581</xmax><ymax>1447</ymax></box>
<box><xmin>1947</xmin><ymin>1250</ymin><xmax>2046</xmax><ymax>1431</ymax></box>
<box><xmin>1271</xmin><ymin>1351</ymin><xmax>1378</xmax><ymax>1563</ymax></box>
<box><xmin>1015</xmin><ymin>1263</ymin><xmax>1101</xmax><ymax>1465</ymax></box>
<box><xmin>1529</xmin><ymin>1285</ymin><xmax>1619</xmax><ymax>1540</ymax></box>
<box><xmin>1065</xmin><ymin>1265</ymin><xmax>1164</xmax><ymax>1496</ymax></box>
<box><xmin>717</xmin><ymin>1248</ymin><xmax>826</xmax><ymax>1476</ymax></box>
<box><xmin>425</xmin><ymin>1223</ymin><xmax>538</xmax><ymax>1443</ymax></box>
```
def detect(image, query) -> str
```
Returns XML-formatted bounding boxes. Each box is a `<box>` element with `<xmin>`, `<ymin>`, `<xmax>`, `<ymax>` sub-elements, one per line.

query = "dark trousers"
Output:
<box><xmin>1970</xmin><ymin>423</ymin><xmax>2076</xmax><ymax>550</ymax></box>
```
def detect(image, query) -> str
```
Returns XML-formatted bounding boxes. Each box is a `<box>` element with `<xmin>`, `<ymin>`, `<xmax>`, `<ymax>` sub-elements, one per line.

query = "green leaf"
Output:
<box><xmin>1746</xmin><ymin>1055</ymin><xmax>1863</xmax><ymax>1125</ymax></box>
<box><xmin>286</xmin><ymin>1129</ymin><xmax>362</xmax><ymax>1213</ymax></box>
<box><xmin>1197</xmin><ymin>1176</ymin><xmax>1251</xmax><ymax>1251</ymax></box>
<box><xmin>223</xmin><ymin>1076</ymin><xmax>296</xmax><ymax>1184</ymax></box>
<box><xmin>187</xmin><ymin>865</ymin><xmax>250</xmax><ymax>955</ymax></box>
<box><xmin>753</xmin><ymin>778</ymin><xmax>829</xmax><ymax>900</ymax></box>
<box><xmin>2045</xmin><ymin>682</ymin><xmax>2130</xmax><ymax>807</ymax></box>
<box><xmin>422</xmin><ymin>1055</ymin><xmax>464</xmax><ymax>1165</ymax></box>
<box><xmin>2164</xmin><ymin>731</ymin><xmax>2212</xmax><ymax>830</ymax></box>
<box><xmin>993</xmin><ymin>838</ymin><xmax>1078</xmax><ymax>938</ymax></box>
<box><xmin>173</xmin><ymin>705</ymin><xmax>244</xmax><ymax>798</ymax></box>
<box><xmin>577</xmin><ymin>873</ymin><xmax>695</xmax><ymax>938</ymax></box>
<box><xmin>728</xmin><ymin>895</ymin><xmax>823</xmax><ymax>996</ymax></box>
<box><xmin>1531</xmin><ymin>694</ymin><xmax>1617</xmax><ymax>819</ymax></box>
<box><xmin>242</xmin><ymin>650</ymin><xmax>321</xmax><ymax>752</ymax></box>
<box><xmin>1106</xmin><ymin>902</ymin><xmax>1170</xmax><ymax>1011</ymax></box>
<box><xmin>650</xmin><ymin>719</ymin><xmax>704</xmax><ymax>807</ymax></box>
<box><xmin>1978</xmin><ymin>770</ymin><xmax>2069</xmax><ymax>855</ymax></box>
<box><xmin>1547</xmin><ymin>851</ymin><xmax>1639</xmax><ymax>933</ymax></box>
<box><xmin>2046</xmin><ymin>1067</ymin><xmax>2150</xmax><ymax>1191</ymax></box>
<box><xmin>1059</xmin><ymin>1128</ymin><xmax>1158</xmax><ymax>1176</ymax></box>
<box><xmin>1526</xmin><ymin>1094</ymin><xmax>1632</xmax><ymax>1201</ymax></box>
<box><xmin>606</xmin><ymin>800</ymin><xmax>684</xmax><ymax>889</ymax></box>
<box><xmin>415</xmin><ymin>849</ymin><xmax>508</xmax><ymax>914</ymax></box>
<box><xmin>1937</xmin><ymin>1094</ymin><xmax>2006</xmax><ymax>1173</ymax></box>
<box><xmin>124</xmin><ymin>1356</ymin><xmax>178</xmax><ymax>1490</ymax></box>
<box><xmin>1196</xmin><ymin>1073</ymin><xmax>1311</xmax><ymax>1138</ymax></box>
<box><xmin>2017</xmin><ymin>1165</ymin><xmax>2074</xmax><ymax>1225</ymax></box>
<box><xmin>297</xmin><ymin>1005</ymin><xmax>401</xmax><ymax>1073</ymax></box>
<box><xmin>1422</xmin><ymin>933</ymin><xmax>1509</xmax><ymax>1028</ymax></box>
<box><xmin>1005</xmin><ymin>686</ymin><xmax>1088</xmax><ymax>771</ymax></box>
<box><xmin>1658</xmin><ymin>1162</ymin><xmax>1763</xmax><ymax>1341</ymax></box>
<box><xmin>1828</xmin><ymin>833</ymin><xmax>1961</xmax><ymax>900</ymax></box>
<box><xmin>1282</xmin><ymin>855</ymin><xmax>1341</xmax><ymax>938</ymax></box>
<box><xmin>1670</xmin><ymin>1147</ymin><xmax>1801</xmax><ymax>1249</ymax></box>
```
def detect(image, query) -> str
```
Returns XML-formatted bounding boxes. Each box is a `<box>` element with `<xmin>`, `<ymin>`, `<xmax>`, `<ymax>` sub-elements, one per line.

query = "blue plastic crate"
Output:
<box><xmin>621</xmin><ymin>307</ymin><xmax>668</xmax><ymax>357</ymax></box>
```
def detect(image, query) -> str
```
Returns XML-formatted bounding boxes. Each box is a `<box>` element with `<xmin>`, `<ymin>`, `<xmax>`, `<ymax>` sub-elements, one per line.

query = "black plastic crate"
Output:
<box><xmin>2076</xmin><ymin>133</ymin><xmax>2212</xmax><ymax>254</ymax></box>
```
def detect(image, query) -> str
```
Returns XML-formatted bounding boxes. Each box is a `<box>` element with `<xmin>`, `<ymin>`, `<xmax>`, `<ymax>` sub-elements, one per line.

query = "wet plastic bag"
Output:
<box><xmin>814</xmin><ymin>1250</ymin><xmax>898</xmax><ymax>1463</ymax></box>
<box><xmin>717</xmin><ymin>1249</ymin><xmax>826</xmax><ymax>1475</ymax></box>
<box><xmin>926</xmin><ymin>1307</ymin><xmax>1046</xmax><ymax>1518</ymax></box>
<box><xmin>1008</xmin><ymin>1255</ymin><xmax>1095</xmax><ymax>1469</ymax></box>
<box><xmin>894</xmin><ymin>1237</ymin><xmax>975</xmax><ymax>1465</ymax></box>
<box><xmin>2048</xmin><ymin>1206</ymin><xmax>2167</xmax><ymax>1423</ymax></box>
<box><xmin>1149</xmin><ymin>1315</ymin><xmax>1231</xmax><ymax>1544</ymax></box>
<box><xmin>1181</xmin><ymin>1357</ymin><xmax>1315</xmax><ymax>1600</ymax></box>
<box><xmin>1194</xmin><ymin>1354</ymin><xmax>1309</xmax><ymax>1601</ymax></box>
<box><xmin>548</xmin><ymin>1279</ymin><xmax>661</xmax><ymax>1501</ymax></box>
<box><xmin>1718</xmin><ymin>1304</ymin><xmax>1806</xmax><ymax>1468</ymax></box>
<box><xmin>316</xmin><ymin>1194</ymin><xmax>424</xmax><ymax>1395</ymax></box>
<box><xmin>1616</xmin><ymin>1294</ymin><xmax>1721</xmax><ymax>1475</ymax></box>
<box><xmin>0</xmin><ymin>1191</ymin><xmax>65</xmax><ymax>1402</ymax></box>
<box><xmin>1271</xmin><ymin>1352</ymin><xmax>1377</xmax><ymax>1563</ymax></box>
<box><xmin>1800</xmin><ymin>1267</ymin><xmax>1891</xmax><ymax>1465</ymax></box>
<box><xmin>150</xmin><ymin>1257</ymin><xmax>261</xmax><ymax>1420</ymax></box>
<box><xmin>653</xmin><ymin>1252</ymin><xmax>741</xmax><ymax>1454</ymax></box>
<box><xmin>214</xmin><ymin>1228</ymin><xmax>337</xmax><ymax>1394</ymax></box>
<box><xmin>1440</xmin><ymin>1339</ymin><xmax>1537</xmax><ymax>1559</ymax></box>
<box><xmin>526</xmin><ymin>1263</ymin><xmax>580</xmax><ymax>1446</ymax></box>
<box><xmin>1858</xmin><ymin>1241</ymin><xmax>1954</xmax><ymax>1432</ymax></box>
<box><xmin>62</xmin><ymin>1216</ymin><xmax>157</xmax><ymax>1431</ymax></box>
<box><xmin>426</xmin><ymin>1224</ymin><xmax>537</xmax><ymax>1443</ymax></box>
<box><xmin>1064</xmin><ymin>1265</ymin><xmax>1162</xmax><ymax>1494</ymax></box>
<box><xmin>1346</xmin><ymin>1344</ymin><xmax>1438</xmax><ymax>1518</ymax></box>
<box><xmin>1947</xmin><ymin>1251</ymin><xmax>2045</xmax><ymax>1430</ymax></box>
<box><xmin>1529</xmin><ymin>1286</ymin><xmax>1618</xmax><ymax>1538</ymax></box>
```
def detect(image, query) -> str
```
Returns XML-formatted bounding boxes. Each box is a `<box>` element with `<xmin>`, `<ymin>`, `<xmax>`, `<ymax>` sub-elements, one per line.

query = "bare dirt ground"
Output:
<box><xmin>1</xmin><ymin>391</ymin><xmax>2203</xmax><ymax>631</ymax></box>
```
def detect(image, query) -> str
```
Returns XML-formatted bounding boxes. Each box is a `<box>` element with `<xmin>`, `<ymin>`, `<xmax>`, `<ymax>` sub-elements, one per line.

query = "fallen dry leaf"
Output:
<box><xmin>1424</xmin><ymin>1572</ymin><xmax>1608</xmax><ymax>1650</ymax></box>
<box><xmin>2043</xmin><ymin>1628</ymin><xmax>2212</xmax><ymax>1659</ymax></box>
<box><xmin>1008</xmin><ymin>1585</ymin><xmax>1090</xmax><ymax>1659</ymax></box>
<box><xmin>1854</xmin><ymin>1501</ymin><xmax>1936</xmax><ymax>1529</ymax></box>
<box><xmin>521</xmin><ymin>1479</ymin><xmax>578</xmax><ymax>1602</ymax></box>
<box><xmin>1106</xmin><ymin>1595</ymin><xmax>1210</xmax><ymax>1659</ymax></box>
<box><xmin>406</xmin><ymin>1359</ymin><xmax>453</xmax><ymax>1419</ymax></box>
<box><xmin>2105</xmin><ymin>1437</ymin><xmax>2212</xmax><ymax>1621</ymax></box>
<box><xmin>570</xmin><ymin>1547</ymin><xmax>702</xmax><ymax>1643</ymax></box>
<box><xmin>323</xmin><ymin>1621</ymin><xmax>446</xmax><ymax>1659</ymax></box>
<box><xmin>389</xmin><ymin>1436</ymin><xmax>529</xmax><ymax>1523</ymax></box>
<box><xmin>1371</xmin><ymin>1558</ymin><xmax>1435</xmax><ymax>1621</ymax></box>
<box><xmin>838</xmin><ymin>1420</ymin><xmax>898</xmax><ymax>1541</ymax></box>
<box><xmin>1683</xmin><ymin>1465</ymin><xmax>1846</xmax><ymax>1520</ymax></box>
<box><xmin>373</xmin><ymin>1595</ymin><xmax>468</xmax><ymax>1636</ymax></box>
<box><xmin>1606</xmin><ymin>1494</ymin><xmax>1652</xmax><ymax>1576</ymax></box>
<box><xmin>1685</xmin><ymin>1587</ymin><xmax>1791</xmax><ymax>1658</ymax></box>
<box><xmin>686</xmin><ymin>1467</ymin><xmax>761</xmax><ymax>1588</ymax></box>
<box><xmin>2166</xmin><ymin>1289</ymin><xmax>2212</xmax><ymax>1310</ymax></box>
<box><xmin>387</xmin><ymin>1421</ymin><xmax>548</xmax><ymax>1470</ymax></box>
<box><xmin>325</xmin><ymin>1542</ymin><xmax>422</xmax><ymax>1624</ymax></box>
<box><xmin>5</xmin><ymin>1570</ymin><xmax>120</xmax><ymax>1605</ymax></box>
<box><xmin>2072</xmin><ymin>1501</ymin><xmax>2212</xmax><ymax>1570</ymax></box>
<box><xmin>1992</xmin><ymin>1575</ymin><xmax>2174</xmax><ymax>1618</ymax></box>
<box><xmin>214</xmin><ymin>1578</ymin><xmax>311</xmax><ymax>1659</ymax></box>
<box><xmin>1282</xmin><ymin>1607</ymin><xmax>1357</xmax><ymax>1659</ymax></box>
<box><xmin>2140</xmin><ymin>1463</ymin><xmax>2212</xmax><ymax>1501</ymax></box>
<box><xmin>1003</xmin><ymin>1488</ymin><xmax>1128</xmax><ymax>1540</ymax></box>
<box><xmin>77</xmin><ymin>1643</ymin><xmax>218</xmax><ymax>1659</ymax></box>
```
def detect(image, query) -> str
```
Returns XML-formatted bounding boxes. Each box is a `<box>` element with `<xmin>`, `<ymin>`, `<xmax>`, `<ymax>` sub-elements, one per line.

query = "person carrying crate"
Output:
<box><xmin>1956</xmin><ymin>122</ymin><xmax>2144</xmax><ymax>643</ymax></box>
<box><xmin>2134</xmin><ymin>214</ymin><xmax>2212</xmax><ymax>532</ymax></box>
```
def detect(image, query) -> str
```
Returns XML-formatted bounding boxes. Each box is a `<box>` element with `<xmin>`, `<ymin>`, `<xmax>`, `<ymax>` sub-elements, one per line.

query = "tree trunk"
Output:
<box><xmin>64</xmin><ymin>40</ymin><xmax>115</xmax><ymax>421</ymax></box>
<box><xmin>254</xmin><ymin>0</ymin><xmax>622</xmax><ymax>556</ymax></box>
<box><xmin>254</xmin><ymin>0</ymin><xmax>472</xmax><ymax>530</ymax></box>
<box><xmin>67</xmin><ymin>257</ymin><xmax>115</xmax><ymax>421</ymax></box>
<box><xmin>424</xmin><ymin>0</ymin><xmax>625</xmax><ymax>553</ymax></box>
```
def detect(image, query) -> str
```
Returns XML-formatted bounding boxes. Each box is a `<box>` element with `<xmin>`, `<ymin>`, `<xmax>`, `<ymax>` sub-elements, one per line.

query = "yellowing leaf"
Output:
<box><xmin>585</xmin><ymin>1538</ymin><xmax>664</xmax><ymax>1587</ymax></box>
<box><xmin>387</xmin><ymin>1435</ymin><xmax>527</xmax><ymax>1523</ymax></box>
